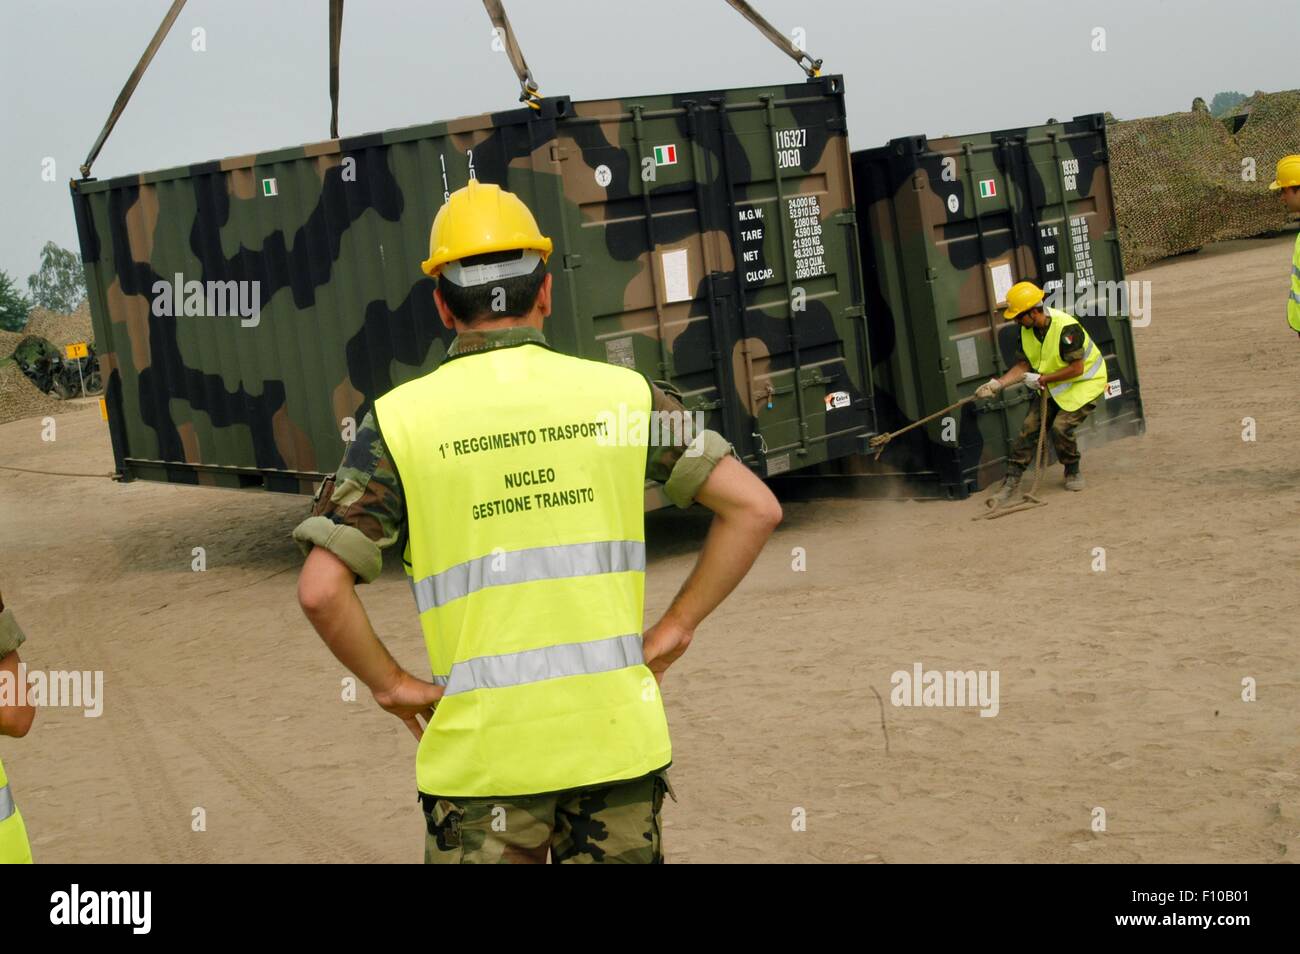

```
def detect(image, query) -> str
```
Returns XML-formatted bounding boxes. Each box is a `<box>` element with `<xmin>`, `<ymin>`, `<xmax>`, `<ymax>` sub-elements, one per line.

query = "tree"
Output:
<box><xmin>1209</xmin><ymin>91</ymin><xmax>1247</xmax><ymax>118</ymax></box>
<box><xmin>26</xmin><ymin>241</ymin><xmax>87</xmax><ymax>313</ymax></box>
<box><xmin>0</xmin><ymin>269</ymin><xmax>31</xmax><ymax>332</ymax></box>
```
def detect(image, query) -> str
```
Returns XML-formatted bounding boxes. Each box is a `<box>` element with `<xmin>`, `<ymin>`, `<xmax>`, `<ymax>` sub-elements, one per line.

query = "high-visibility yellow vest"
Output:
<box><xmin>1021</xmin><ymin>307</ymin><xmax>1109</xmax><ymax>411</ymax></box>
<box><xmin>1288</xmin><ymin>234</ymin><xmax>1300</xmax><ymax>334</ymax></box>
<box><xmin>0</xmin><ymin>756</ymin><xmax>33</xmax><ymax>864</ymax></box>
<box><xmin>374</xmin><ymin>339</ymin><xmax>672</xmax><ymax>798</ymax></box>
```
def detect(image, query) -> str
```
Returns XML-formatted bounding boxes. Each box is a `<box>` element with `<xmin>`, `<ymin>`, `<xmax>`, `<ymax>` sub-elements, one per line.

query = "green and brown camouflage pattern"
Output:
<box><xmin>851</xmin><ymin>113</ymin><xmax>1146</xmax><ymax>498</ymax></box>
<box><xmin>422</xmin><ymin>767</ymin><xmax>670</xmax><ymax>864</ymax></box>
<box><xmin>70</xmin><ymin>76</ymin><xmax>874</xmax><ymax>499</ymax></box>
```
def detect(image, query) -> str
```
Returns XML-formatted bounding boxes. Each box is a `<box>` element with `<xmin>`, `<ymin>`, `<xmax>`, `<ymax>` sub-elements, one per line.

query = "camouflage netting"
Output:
<box><xmin>1109</xmin><ymin>89</ymin><xmax>1300</xmax><ymax>271</ymax></box>
<box><xmin>0</xmin><ymin>302</ymin><xmax>97</xmax><ymax>425</ymax></box>
<box><xmin>0</xmin><ymin>302</ymin><xmax>93</xmax><ymax>359</ymax></box>
<box><xmin>0</xmin><ymin>362</ymin><xmax>65</xmax><ymax>427</ymax></box>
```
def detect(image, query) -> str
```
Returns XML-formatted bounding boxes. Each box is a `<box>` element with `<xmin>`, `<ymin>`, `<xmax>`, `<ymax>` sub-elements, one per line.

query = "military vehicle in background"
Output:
<box><xmin>10</xmin><ymin>335</ymin><xmax>103</xmax><ymax>400</ymax></box>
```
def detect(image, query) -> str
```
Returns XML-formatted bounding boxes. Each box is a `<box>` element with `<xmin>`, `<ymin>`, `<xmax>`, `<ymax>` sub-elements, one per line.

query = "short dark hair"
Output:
<box><xmin>437</xmin><ymin>250</ymin><xmax>546</xmax><ymax>324</ymax></box>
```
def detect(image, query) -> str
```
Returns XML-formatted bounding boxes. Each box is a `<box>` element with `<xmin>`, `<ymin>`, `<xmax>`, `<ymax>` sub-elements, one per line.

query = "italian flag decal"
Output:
<box><xmin>979</xmin><ymin>178</ymin><xmax>997</xmax><ymax>198</ymax></box>
<box><xmin>654</xmin><ymin>144</ymin><xmax>678</xmax><ymax>166</ymax></box>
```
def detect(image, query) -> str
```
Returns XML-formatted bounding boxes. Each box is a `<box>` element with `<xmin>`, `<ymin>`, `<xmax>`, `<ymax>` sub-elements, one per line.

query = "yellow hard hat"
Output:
<box><xmin>1003</xmin><ymin>281</ymin><xmax>1046</xmax><ymax>320</ymax></box>
<box><xmin>421</xmin><ymin>180</ymin><xmax>553</xmax><ymax>279</ymax></box>
<box><xmin>1269</xmin><ymin>154</ymin><xmax>1300</xmax><ymax>191</ymax></box>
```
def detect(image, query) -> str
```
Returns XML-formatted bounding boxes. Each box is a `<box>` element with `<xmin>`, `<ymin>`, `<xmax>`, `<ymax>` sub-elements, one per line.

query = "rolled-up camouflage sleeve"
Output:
<box><xmin>292</xmin><ymin>412</ymin><xmax>405</xmax><ymax>584</ymax></box>
<box><xmin>0</xmin><ymin>591</ymin><xmax>26</xmax><ymax>658</ymax></box>
<box><xmin>1058</xmin><ymin>325</ymin><xmax>1086</xmax><ymax>363</ymax></box>
<box><xmin>645</xmin><ymin>380</ymin><xmax>734</xmax><ymax>508</ymax></box>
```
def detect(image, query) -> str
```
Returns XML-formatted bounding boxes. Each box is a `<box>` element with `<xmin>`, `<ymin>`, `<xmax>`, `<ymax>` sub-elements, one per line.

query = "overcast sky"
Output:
<box><xmin>0</xmin><ymin>0</ymin><xmax>1293</xmax><ymax>283</ymax></box>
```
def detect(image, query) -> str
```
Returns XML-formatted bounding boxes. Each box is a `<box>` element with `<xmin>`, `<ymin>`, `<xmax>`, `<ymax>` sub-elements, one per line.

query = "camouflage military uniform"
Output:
<box><xmin>422</xmin><ymin>767</ymin><xmax>674</xmax><ymax>864</ymax></box>
<box><xmin>1006</xmin><ymin>323</ymin><xmax>1097</xmax><ymax>474</ymax></box>
<box><xmin>294</xmin><ymin>325</ymin><xmax>731</xmax><ymax>863</ymax></box>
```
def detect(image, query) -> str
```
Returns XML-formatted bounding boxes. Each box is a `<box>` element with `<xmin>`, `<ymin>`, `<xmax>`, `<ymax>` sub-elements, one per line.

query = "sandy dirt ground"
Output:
<box><xmin>1</xmin><ymin>236</ymin><xmax>1297</xmax><ymax>864</ymax></box>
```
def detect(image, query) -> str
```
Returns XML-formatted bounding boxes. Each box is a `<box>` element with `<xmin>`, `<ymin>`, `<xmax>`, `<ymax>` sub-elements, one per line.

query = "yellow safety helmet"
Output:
<box><xmin>1003</xmin><ymin>280</ymin><xmax>1046</xmax><ymax>320</ymax></box>
<box><xmin>1269</xmin><ymin>154</ymin><xmax>1300</xmax><ymax>191</ymax></box>
<box><xmin>421</xmin><ymin>180</ymin><xmax>553</xmax><ymax>280</ymax></box>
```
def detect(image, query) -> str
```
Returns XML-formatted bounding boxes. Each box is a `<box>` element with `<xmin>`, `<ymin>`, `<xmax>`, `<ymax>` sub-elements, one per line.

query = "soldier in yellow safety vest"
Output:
<box><xmin>295</xmin><ymin>181</ymin><xmax>781</xmax><ymax>864</ymax></box>
<box><xmin>975</xmin><ymin>281</ymin><xmax>1109</xmax><ymax>499</ymax></box>
<box><xmin>0</xmin><ymin>591</ymin><xmax>36</xmax><ymax>864</ymax></box>
<box><xmin>1270</xmin><ymin>155</ymin><xmax>1300</xmax><ymax>336</ymax></box>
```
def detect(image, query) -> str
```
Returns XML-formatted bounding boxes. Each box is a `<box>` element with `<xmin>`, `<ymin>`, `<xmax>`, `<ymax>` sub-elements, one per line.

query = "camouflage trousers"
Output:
<box><xmin>1007</xmin><ymin>397</ymin><xmax>1097</xmax><ymax>473</ymax></box>
<box><xmin>421</xmin><ymin>769</ymin><xmax>673</xmax><ymax>864</ymax></box>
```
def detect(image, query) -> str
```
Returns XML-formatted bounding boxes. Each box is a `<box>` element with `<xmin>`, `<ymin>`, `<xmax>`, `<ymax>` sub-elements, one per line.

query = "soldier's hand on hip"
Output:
<box><xmin>373</xmin><ymin>671</ymin><xmax>445</xmax><ymax>741</ymax></box>
<box><xmin>642</xmin><ymin>618</ymin><xmax>695</xmax><ymax>686</ymax></box>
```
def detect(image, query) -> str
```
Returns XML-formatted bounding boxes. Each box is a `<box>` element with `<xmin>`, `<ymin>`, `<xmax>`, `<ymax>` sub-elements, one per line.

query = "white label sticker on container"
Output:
<box><xmin>594</xmin><ymin>164</ymin><xmax>612</xmax><ymax>188</ymax></box>
<box><xmin>990</xmin><ymin>263</ymin><xmax>1014</xmax><ymax>304</ymax></box>
<box><xmin>824</xmin><ymin>390</ymin><xmax>851</xmax><ymax>410</ymax></box>
<box><xmin>261</xmin><ymin>177</ymin><xmax>278</xmax><ymax>197</ymax></box>
<box><xmin>766</xmin><ymin>454</ymin><xmax>790</xmax><ymax>476</ymax></box>
<box><xmin>956</xmin><ymin>336</ymin><xmax>980</xmax><ymax>379</ymax></box>
<box><xmin>947</xmin><ymin>193</ymin><xmax>960</xmax><ymax>214</ymax></box>
<box><xmin>605</xmin><ymin>336</ymin><xmax>635</xmax><ymax>368</ymax></box>
<box><xmin>1105</xmin><ymin>379</ymin><xmax>1122</xmax><ymax>399</ymax></box>
<box><xmin>661</xmin><ymin>248</ymin><xmax>692</xmax><ymax>303</ymax></box>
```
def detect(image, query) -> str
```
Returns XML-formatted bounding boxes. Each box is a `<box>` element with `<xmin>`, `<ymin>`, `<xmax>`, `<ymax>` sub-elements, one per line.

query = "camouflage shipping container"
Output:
<box><xmin>851</xmin><ymin>113</ymin><xmax>1145</xmax><ymax>498</ymax></box>
<box><xmin>71</xmin><ymin>76</ymin><xmax>874</xmax><ymax>500</ymax></box>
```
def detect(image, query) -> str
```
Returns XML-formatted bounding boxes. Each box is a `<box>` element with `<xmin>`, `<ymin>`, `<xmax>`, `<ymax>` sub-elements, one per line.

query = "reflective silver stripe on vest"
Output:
<box><xmin>1050</xmin><ymin>343</ymin><xmax>1106</xmax><ymax>396</ymax></box>
<box><xmin>410</xmin><ymin>540</ymin><xmax>645</xmax><ymax>613</ymax></box>
<box><xmin>1291</xmin><ymin>289</ymin><xmax>1300</xmax><ymax>306</ymax></box>
<box><xmin>0</xmin><ymin>784</ymin><xmax>15</xmax><ymax>823</ymax></box>
<box><xmin>430</xmin><ymin>633</ymin><xmax>644</xmax><ymax>696</ymax></box>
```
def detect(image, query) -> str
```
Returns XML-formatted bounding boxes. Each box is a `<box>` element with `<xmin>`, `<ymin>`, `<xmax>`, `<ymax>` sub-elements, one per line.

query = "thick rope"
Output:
<box><xmin>979</xmin><ymin>388</ymin><xmax>1050</xmax><ymax>520</ymax></box>
<box><xmin>869</xmin><ymin>396</ymin><xmax>973</xmax><ymax>461</ymax></box>
<box><xmin>0</xmin><ymin>464</ymin><xmax>113</xmax><ymax>479</ymax></box>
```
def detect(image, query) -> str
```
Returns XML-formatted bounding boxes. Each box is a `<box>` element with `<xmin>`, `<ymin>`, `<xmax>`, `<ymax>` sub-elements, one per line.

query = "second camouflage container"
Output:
<box><xmin>852</xmin><ymin>113</ymin><xmax>1146</xmax><ymax>498</ymax></box>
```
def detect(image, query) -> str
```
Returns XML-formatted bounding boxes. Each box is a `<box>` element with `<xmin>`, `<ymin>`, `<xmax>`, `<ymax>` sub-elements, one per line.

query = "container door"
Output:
<box><xmin>551</xmin><ymin>79</ymin><xmax>873</xmax><ymax>479</ymax></box>
<box><xmin>699</xmin><ymin>80</ymin><xmax>873</xmax><ymax>476</ymax></box>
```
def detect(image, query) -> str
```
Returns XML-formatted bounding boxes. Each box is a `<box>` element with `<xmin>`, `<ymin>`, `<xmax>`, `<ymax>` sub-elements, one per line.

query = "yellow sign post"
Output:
<box><xmin>64</xmin><ymin>342</ymin><xmax>89</xmax><ymax>396</ymax></box>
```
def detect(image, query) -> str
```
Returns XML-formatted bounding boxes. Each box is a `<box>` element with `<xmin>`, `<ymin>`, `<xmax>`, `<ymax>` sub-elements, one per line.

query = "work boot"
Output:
<box><xmin>987</xmin><ymin>470</ymin><xmax>1022</xmax><ymax>507</ymax></box>
<box><xmin>1063</xmin><ymin>464</ymin><xmax>1085</xmax><ymax>492</ymax></box>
